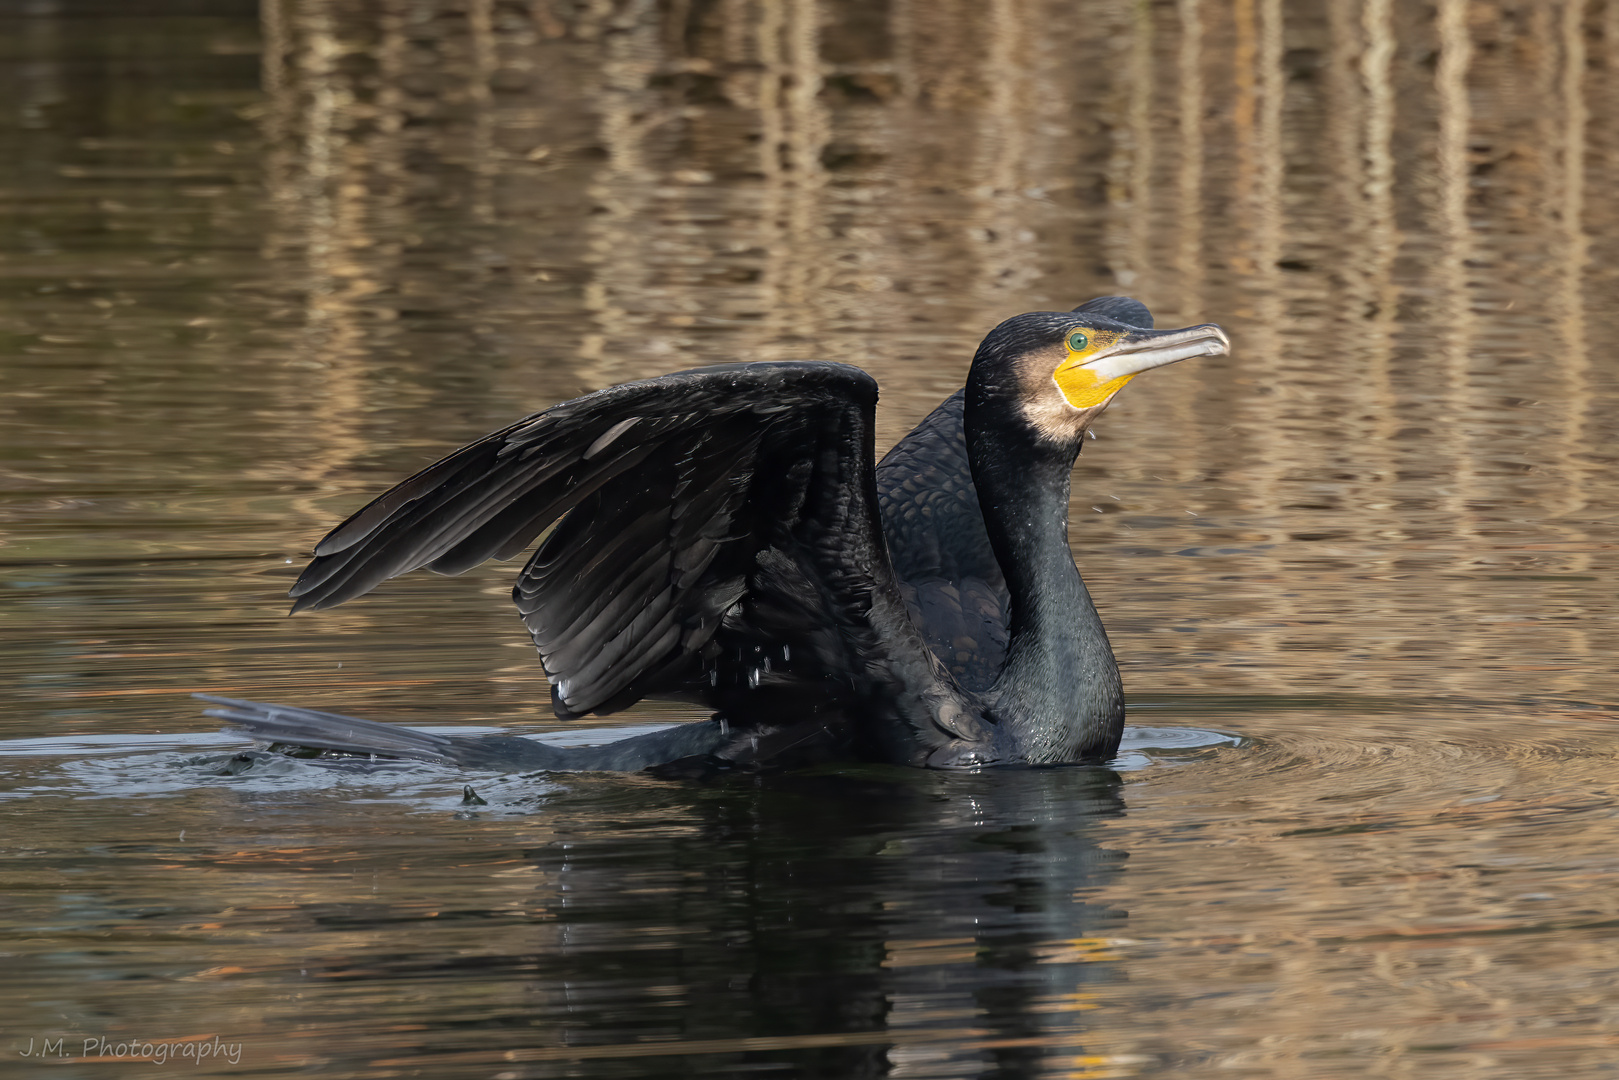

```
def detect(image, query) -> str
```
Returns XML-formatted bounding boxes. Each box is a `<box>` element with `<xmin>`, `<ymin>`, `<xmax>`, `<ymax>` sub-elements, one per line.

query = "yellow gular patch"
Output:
<box><xmin>1053</xmin><ymin>330</ymin><xmax>1130</xmax><ymax>409</ymax></box>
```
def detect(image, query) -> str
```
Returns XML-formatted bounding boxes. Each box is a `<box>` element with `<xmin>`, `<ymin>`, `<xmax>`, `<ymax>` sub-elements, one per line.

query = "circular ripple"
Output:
<box><xmin>1110</xmin><ymin>725</ymin><xmax>1245</xmax><ymax>772</ymax></box>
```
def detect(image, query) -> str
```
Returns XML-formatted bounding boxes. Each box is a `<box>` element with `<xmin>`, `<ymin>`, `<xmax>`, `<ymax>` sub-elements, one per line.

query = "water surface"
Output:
<box><xmin>4</xmin><ymin>2</ymin><xmax>1619</xmax><ymax>1077</ymax></box>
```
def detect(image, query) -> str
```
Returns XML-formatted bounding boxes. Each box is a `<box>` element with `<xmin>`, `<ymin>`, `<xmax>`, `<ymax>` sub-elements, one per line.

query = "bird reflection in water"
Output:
<box><xmin>454</xmin><ymin>764</ymin><xmax>1131</xmax><ymax>1075</ymax></box>
<box><xmin>202</xmin><ymin>297</ymin><xmax>1227</xmax><ymax>774</ymax></box>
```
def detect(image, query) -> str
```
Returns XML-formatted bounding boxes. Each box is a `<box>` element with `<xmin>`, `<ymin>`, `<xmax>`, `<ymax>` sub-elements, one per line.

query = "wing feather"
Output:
<box><xmin>287</xmin><ymin>362</ymin><xmax>975</xmax><ymax>759</ymax></box>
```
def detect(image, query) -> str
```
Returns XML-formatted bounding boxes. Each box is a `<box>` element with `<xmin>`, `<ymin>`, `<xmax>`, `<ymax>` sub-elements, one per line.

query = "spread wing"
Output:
<box><xmin>288</xmin><ymin>361</ymin><xmax>973</xmax><ymax>761</ymax></box>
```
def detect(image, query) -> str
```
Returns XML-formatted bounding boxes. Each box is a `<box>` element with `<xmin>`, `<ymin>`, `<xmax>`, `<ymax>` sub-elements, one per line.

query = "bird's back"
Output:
<box><xmin>876</xmin><ymin>390</ymin><xmax>1010</xmax><ymax>692</ymax></box>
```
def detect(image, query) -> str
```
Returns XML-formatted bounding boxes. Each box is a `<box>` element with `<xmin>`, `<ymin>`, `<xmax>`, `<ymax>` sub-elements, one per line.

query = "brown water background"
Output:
<box><xmin>4</xmin><ymin>1</ymin><xmax>1619</xmax><ymax>1076</ymax></box>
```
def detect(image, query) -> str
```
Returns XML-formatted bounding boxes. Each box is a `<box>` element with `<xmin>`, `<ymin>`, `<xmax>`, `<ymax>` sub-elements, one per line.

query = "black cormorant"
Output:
<box><xmin>200</xmin><ymin>297</ymin><xmax>1228</xmax><ymax>772</ymax></box>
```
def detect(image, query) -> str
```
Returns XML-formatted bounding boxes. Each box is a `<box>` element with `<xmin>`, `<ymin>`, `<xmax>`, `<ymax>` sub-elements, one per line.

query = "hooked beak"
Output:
<box><xmin>1081</xmin><ymin>323</ymin><xmax>1230</xmax><ymax>383</ymax></box>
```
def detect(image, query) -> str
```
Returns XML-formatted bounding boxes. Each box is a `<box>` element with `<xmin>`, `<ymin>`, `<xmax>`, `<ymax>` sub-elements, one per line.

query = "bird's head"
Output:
<box><xmin>966</xmin><ymin>298</ymin><xmax>1230</xmax><ymax>448</ymax></box>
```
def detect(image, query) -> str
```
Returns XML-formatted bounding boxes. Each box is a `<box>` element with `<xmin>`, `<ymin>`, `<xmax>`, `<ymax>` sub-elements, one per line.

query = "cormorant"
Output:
<box><xmin>200</xmin><ymin>297</ymin><xmax>1228</xmax><ymax>773</ymax></box>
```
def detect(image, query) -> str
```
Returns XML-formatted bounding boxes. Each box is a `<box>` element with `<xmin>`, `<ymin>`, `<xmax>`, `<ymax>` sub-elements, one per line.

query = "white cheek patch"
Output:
<box><xmin>1021</xmin><ymin>387</ymin><xmax>1106</xmax><ymax>444</ymax></box>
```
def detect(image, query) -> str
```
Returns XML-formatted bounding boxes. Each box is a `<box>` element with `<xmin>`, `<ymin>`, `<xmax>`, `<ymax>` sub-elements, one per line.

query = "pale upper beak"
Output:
<box><xmin>1080</xmin><ymin>323</ymin><xmax>1230</xmax><ymax>383</ymax></box>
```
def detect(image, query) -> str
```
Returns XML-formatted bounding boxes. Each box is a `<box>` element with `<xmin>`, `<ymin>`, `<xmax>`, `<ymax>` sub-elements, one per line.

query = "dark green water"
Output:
<box><xmin>5</xmin><ymin>2</ymin><xmax>1619</xmax><ymax>1076</ymax></box>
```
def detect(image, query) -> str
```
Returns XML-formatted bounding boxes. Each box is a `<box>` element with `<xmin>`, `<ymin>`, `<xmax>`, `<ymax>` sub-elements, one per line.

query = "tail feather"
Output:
<box><xmin>199</xmin><ymin>695</ymin><xmax>461</xmax><ymax>761</ymax></box>
<box><xmin>197</xmin><ymin>694</ymin><xmax>730</xmax><ymax>773</ymax></box>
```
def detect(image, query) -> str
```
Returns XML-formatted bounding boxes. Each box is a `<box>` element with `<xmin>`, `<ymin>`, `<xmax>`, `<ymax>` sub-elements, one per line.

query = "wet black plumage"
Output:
<box><xmin>201</xmin><ymin>296</ymin><xmax>1226</xmax><ymax>773</ymax></box>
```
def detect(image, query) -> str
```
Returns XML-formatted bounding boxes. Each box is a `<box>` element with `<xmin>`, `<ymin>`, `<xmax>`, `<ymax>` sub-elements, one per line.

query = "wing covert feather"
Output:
<box><xmin>876</xmin><ymin>389</ymin><xmax>1010</xmax><ymax>689</ymax></box>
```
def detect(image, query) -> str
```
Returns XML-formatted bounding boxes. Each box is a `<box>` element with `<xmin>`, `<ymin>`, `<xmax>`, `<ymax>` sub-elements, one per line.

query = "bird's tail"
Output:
<box><xmin>196</xmin><ymin>694</ymin><xmax>729</xmax><ymax>773</ymax></box>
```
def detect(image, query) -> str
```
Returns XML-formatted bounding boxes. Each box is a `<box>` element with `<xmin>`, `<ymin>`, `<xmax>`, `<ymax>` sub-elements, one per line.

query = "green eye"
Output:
<box><xmin>1067</xmin><ymin>331</ymin><xmax>1088</xmax><ymax>351</ymax></box>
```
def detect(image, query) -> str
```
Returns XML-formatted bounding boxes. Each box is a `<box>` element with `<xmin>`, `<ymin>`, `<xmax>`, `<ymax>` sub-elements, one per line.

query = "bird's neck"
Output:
<box><xmin>967</xmin><ymin>422</ymin><xmax>1124</xmax><ymax>762</ymax></box>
